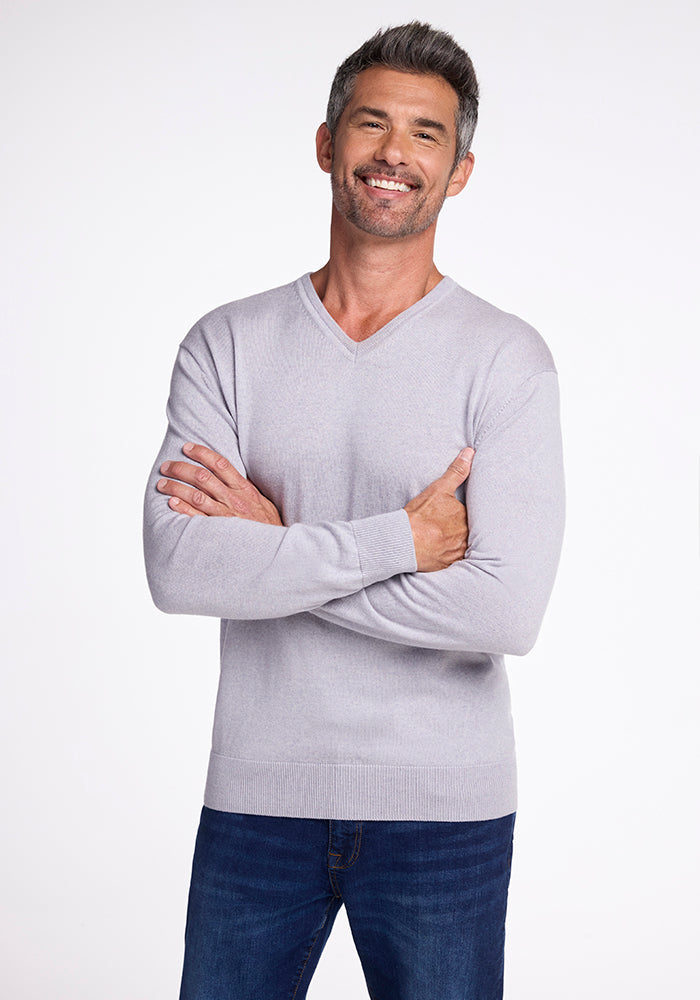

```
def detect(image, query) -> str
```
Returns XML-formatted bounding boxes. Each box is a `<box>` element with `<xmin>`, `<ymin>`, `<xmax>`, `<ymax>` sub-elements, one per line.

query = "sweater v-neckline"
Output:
<box><xmin>296</xmin><ymin>271</ymin><xmax>456</xmax><ymax>357</ymax></box>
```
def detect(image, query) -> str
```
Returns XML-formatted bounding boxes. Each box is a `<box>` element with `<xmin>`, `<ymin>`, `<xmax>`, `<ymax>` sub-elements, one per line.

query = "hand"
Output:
<box><xmin>404</xmin><ymin>448</ymin><xmax>474</xmax><ymax>572</ymax></box>
<box><xmin>157</xmin><ymin>443</ymin><xmax>283</xmax><ymax>525</ymax></box>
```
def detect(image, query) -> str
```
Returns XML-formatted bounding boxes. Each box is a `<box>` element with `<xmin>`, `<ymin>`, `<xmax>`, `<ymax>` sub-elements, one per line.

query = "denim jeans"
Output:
<box><xmin>179</xmin><ymin>807</ymin><xmax>515</xmax><ymax>1000</ymax></box>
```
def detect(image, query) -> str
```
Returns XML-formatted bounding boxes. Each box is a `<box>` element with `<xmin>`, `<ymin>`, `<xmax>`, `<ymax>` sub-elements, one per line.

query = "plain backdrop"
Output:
<box><xmin>2</xmin><ymin>0</ymin><xmax>698</xmax><ymax>996</ymax></box>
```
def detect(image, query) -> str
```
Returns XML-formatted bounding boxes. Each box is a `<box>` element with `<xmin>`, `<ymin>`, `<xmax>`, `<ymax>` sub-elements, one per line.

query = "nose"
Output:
<box><xmin>374</xmin><ymin>127</ymin><xmax>410</xmax><ymax>167</ymax></box>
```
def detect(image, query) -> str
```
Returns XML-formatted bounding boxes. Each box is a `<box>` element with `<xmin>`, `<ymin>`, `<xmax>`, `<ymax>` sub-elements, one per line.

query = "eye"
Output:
<box><xmin>415</xmin><ymin>132</ymin><xmax>436</xmax><ymax>142</ymax></box>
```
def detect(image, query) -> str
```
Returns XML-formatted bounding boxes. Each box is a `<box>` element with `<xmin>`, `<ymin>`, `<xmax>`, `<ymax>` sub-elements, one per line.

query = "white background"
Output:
<box><xmin>2</xmin><ymin>0</ymin><xmax>698</xmax><ymax>996</ymax></box>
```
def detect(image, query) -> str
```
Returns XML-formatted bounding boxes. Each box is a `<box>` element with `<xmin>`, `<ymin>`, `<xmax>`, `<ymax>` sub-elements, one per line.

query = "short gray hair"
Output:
<box><xmin>326</xmin><ymin>22</ymin><xmax>479</xmax><ymax>166</ymax></box>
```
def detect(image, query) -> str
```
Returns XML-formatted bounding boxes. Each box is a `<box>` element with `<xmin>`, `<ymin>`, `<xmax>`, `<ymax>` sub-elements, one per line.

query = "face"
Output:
<box><xmin>317</xmin><ymin>66</ymin><xmax>474</xmax><ymax>240</ymax></box>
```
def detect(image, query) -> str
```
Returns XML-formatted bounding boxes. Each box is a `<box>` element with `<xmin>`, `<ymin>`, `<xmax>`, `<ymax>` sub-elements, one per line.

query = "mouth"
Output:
<box><xmin>358</xmin><ymin>173</ymin><xmax>418</xmax><ymax>194</ymax></box>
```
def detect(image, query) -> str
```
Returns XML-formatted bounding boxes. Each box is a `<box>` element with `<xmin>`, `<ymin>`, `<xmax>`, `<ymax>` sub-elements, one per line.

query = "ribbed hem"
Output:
<box><xmin>351</xmin><ymin>509</ymin><xmax>417</xmax><ymax>587</ymax></box>
<box><xmin>204</xmin><ymin>753</ymin><xmax>517</xmax><ymax>822</ymax></box>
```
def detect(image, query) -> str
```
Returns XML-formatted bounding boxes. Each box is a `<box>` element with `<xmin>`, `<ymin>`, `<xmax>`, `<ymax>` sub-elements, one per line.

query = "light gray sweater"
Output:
<box><xmin>144</xmin><ymin>274</ymin><xmax>564</xmax><ymax>821</ymax></box>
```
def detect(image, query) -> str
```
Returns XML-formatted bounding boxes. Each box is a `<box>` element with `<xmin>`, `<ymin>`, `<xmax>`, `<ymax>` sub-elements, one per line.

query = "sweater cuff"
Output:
<box><xmin>351</xmin><ymin>509</ymin><xmax>417</xmax><ymax>587</ymax></box>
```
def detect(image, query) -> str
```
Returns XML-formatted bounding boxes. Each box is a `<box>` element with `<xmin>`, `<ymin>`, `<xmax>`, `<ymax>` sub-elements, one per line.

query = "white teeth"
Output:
<box><xmin>365</xmin><ymin>177</ymin><xmax>412</xmax><ymax>192</ymax></box>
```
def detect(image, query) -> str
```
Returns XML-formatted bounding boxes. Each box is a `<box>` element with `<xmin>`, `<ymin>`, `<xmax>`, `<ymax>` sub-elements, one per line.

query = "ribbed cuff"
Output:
<box><xmin>351</xmin><ymin>509</ymin><xmax>417</xmax><ymax>587</ymax></box>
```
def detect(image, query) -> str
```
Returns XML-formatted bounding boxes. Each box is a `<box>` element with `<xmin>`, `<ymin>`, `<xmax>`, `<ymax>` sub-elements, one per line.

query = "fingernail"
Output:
<box><xmin>157</xmin><ymin>478</ymin><xmax>167</xmax><ymax>489</ymax></box>
<box><xmin>170</xmin><ymin>497</ymin><xmax>180</xmax><ymax>506</ymax></box>
<box><xmin>459</xmin><ymin>447</ymin><xmax>474</xmax><ymax>461</ymax></box>
<box><xmin>183</xmin><ymin>442</ymin><xmax>193</xmax><ymax>453</ymax></box>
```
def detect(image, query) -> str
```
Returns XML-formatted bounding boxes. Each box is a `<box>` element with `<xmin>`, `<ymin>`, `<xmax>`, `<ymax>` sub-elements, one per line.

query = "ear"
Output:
<box><xmin>316</xmin><ymin>123</ymin><xmax>333</xmax><ymax>174</ymax></box>
<box><xmin>446</xmin><ymin>152</ymin><xmax>475</xmax><ymax>198</ymax></box>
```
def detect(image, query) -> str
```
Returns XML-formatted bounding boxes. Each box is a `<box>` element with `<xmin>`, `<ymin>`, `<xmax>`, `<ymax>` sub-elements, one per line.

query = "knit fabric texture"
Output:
<box><xmin>143</xmin><ymin>274</ymin><xmax>565</xmax><ymax>821</ymax></box>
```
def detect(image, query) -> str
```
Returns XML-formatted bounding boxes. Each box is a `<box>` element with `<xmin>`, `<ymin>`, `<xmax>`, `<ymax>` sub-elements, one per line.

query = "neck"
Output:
<box><xmin>310</xmin><ymin>208</ymin><xmax>443</xmax><ymax>342</ymax></box>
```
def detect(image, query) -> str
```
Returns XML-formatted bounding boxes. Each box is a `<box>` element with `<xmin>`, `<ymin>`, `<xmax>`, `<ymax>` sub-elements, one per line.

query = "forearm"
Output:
<box><xmin>311</xmin><ymin>372</ymin><xmax>565</xmax><ymax>654</ymax></box>
<box><xmin>143</xmin><ymin>339</ymin><xmax>419</xmax><ymax>618</ymax></box>
<box><xmin>144</xmin><ymin>475</ymin><xmax>416</xmax><ymax>620</ymax></box>
<box><xmin>311</xmin><ymin>528</ymin><xmax>562</xmax><ymax>654</ymax></box>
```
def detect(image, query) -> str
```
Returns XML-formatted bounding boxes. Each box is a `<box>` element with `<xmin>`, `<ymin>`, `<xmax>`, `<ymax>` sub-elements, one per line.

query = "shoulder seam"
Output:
<box><xmin>474</xmin><ymin>369</ymin><xmax>557</xmax><ymax>447</ymax></box>
<box><xmin>180</xmin><ymin>341</ymin><xmax>216</xmax><ymax>395</ymax></box>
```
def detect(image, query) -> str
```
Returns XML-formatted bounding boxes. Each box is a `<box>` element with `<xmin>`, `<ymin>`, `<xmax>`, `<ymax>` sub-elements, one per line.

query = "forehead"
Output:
<box><xmin>344</xmin><ymin>65</ymin><xmax>459</xmax><ymax>125</ymax></box>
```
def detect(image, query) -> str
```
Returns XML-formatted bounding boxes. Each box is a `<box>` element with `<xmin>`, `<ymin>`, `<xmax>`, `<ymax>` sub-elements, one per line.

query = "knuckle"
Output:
<box><xmin>192</xmin><ymin>489</ymin><xmax>206</xmax><ymax>506</ymax></box>
<box><xmin>195</xmin><ymin>467</ymin><xmax>210</xmax><ymax>483</ymax></box>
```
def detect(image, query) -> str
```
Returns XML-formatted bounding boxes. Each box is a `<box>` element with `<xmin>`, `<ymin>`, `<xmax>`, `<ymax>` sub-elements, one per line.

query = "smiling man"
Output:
<box><xmin>144</xmin><ymin>22</ymin><xmax>564</xmax><ymax>1000</ymax></box>
<box><xmin>324</xmin><ymin>66</ymin><xmax>472</xmax><ymax>241</ymax></box>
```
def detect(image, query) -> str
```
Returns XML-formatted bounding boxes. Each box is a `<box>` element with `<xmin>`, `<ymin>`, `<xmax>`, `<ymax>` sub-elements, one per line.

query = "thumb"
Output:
<box><xmin>438</xmin><ymin>447</ymin><xmax>475</xmax><ymax>491</ymax></box>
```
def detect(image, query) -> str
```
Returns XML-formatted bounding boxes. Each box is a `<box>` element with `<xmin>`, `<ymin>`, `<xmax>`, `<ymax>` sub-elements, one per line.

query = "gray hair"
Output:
<box><xmin>325</xmin><ymin>22</ymin><xmax>479</xmax><ymax>166</ymax></box>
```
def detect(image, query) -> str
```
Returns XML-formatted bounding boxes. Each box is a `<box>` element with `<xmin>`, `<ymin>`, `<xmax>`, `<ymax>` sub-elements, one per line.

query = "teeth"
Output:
<box><xmin>365</xmin><ymin>177</ymin><xmax>413</xmax><ymax>192</ymax></box>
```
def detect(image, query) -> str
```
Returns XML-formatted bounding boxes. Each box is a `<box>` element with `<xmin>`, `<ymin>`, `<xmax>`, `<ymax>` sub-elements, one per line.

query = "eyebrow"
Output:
<box><xmin>349</xmin><ymin>106</ymin><xmax>390</xmax><ymax>121</ymax></box>
<box><xmin>349</xmin><ymin>106</ymin><xmax>449</xmax><ymax>135</ymax></box>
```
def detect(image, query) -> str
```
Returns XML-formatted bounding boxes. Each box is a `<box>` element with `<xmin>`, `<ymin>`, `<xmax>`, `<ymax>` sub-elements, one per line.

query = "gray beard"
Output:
<box><xmin>330</xmin><ymin>173</ymin><xmax>448</xmax><ymax>239</ymax></box>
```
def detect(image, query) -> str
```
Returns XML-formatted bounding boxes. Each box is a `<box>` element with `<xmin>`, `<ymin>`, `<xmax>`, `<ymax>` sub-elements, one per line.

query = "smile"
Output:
<box><xmin>361</xmin><ymin>175</ymin><xmax>416</xmax><ymax>193</ymax></box>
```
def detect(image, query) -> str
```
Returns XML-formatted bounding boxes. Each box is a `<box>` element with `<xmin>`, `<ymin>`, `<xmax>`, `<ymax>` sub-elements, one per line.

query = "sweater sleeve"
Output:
<box><xmin>310</xmin><ymin>371</ymin><xmax>565</xmax><ymax>655</ymax></box>
<box><xmin>143</xmin><ymin>341</ymin><xmax>417</xmax><ymax>620</ymax></box>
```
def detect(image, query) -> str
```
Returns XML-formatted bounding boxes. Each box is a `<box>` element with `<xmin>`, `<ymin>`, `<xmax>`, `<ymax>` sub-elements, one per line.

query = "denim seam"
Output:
<box><xmin>326</xmin><ymin>822</ymin><xmax>343</xmax><ymax>898</ymax></box>
<box><xmin>328</xmin><ymin>822</ymin><xmax>363</xmax><ymax>871</ymax></box>
<box><xmin>328</xmin><ymin>868</ymin><xmax>342</xmax><ymax>898</ymax></box>
<box><xmin>290</xmin><ymin>896</ymin><xmax>337</xmax><ymax>1000</ymax></box>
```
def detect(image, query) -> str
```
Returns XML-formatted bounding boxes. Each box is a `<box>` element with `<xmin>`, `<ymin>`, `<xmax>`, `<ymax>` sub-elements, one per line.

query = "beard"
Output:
<box><xmin>330</xmin><ymin>162</ymin><xmax>450</xmax><ymax>239</ymax></box>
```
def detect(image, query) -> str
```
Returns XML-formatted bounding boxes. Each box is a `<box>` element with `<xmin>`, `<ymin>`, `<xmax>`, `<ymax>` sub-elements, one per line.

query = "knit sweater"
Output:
<box><xmin>143</xmin><ymin>274</ymin><xmax>564</xmax><ymax>821</ymax></box>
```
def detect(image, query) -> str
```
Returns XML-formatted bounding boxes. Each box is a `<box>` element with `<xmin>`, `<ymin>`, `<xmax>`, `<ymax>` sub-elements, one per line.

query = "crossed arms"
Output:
<box><xmin>156</xmin><ymin>442</ymin><xmax>474</xmax><ymax>573</ymax></box>
<box><xmin>144</xmin><ymin>341</ymin><xmax>565</xmax><ymax>655</ymax></box>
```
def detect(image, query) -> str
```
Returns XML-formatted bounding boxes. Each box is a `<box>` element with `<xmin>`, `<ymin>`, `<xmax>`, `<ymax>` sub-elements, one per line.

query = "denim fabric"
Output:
<box><xmin>179</xmin><ymin>807</ymin><xmax>515</xmax><ymax>1000</ymax></box>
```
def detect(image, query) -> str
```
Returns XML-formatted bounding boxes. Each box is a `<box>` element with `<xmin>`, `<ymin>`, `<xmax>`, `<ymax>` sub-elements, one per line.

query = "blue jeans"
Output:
<box><xmin>179</xmin><ymin>807</ymin><xmax>515</xmax><ymax>1000</ymax></box>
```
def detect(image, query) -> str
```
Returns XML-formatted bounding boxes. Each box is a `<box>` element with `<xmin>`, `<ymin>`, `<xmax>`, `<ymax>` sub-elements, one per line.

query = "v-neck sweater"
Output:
<box><xmin>144</xmin><ymin>274</ymin><xmax>565</xmax><ymax>821</ymax></box>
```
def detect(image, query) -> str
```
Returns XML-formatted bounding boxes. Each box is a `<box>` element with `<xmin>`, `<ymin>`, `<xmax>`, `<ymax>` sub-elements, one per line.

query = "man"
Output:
<box><xmin>144</xmin><ymin>21</ymin><xmax>564</xmax><ymax>1000</ymax></box>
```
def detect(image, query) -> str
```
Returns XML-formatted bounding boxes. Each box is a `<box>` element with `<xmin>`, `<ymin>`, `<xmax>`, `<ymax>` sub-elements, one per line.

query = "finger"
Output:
<box><xmin>157</xmin><ymin>477</ymin><xmax>229</xmax><ymax>516</ymax></box>
<box><xmin>167</xmin><ymin>496</ymin><xmax>201</xmax><ymax>517</ymax></box>
<box><xmin>435</xmin><ymin>447</ymin><xmax>475</xmax><ymax>491</ymax></box>
<box><xmin>181</xmin><ymin>442</ymin><xmax>249</xmax><ymax>491</ymax></box>
<box><xmin>160</xmin><ymin>459</ymin><xmax>231</xmax><ymax>504</ymax></box>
